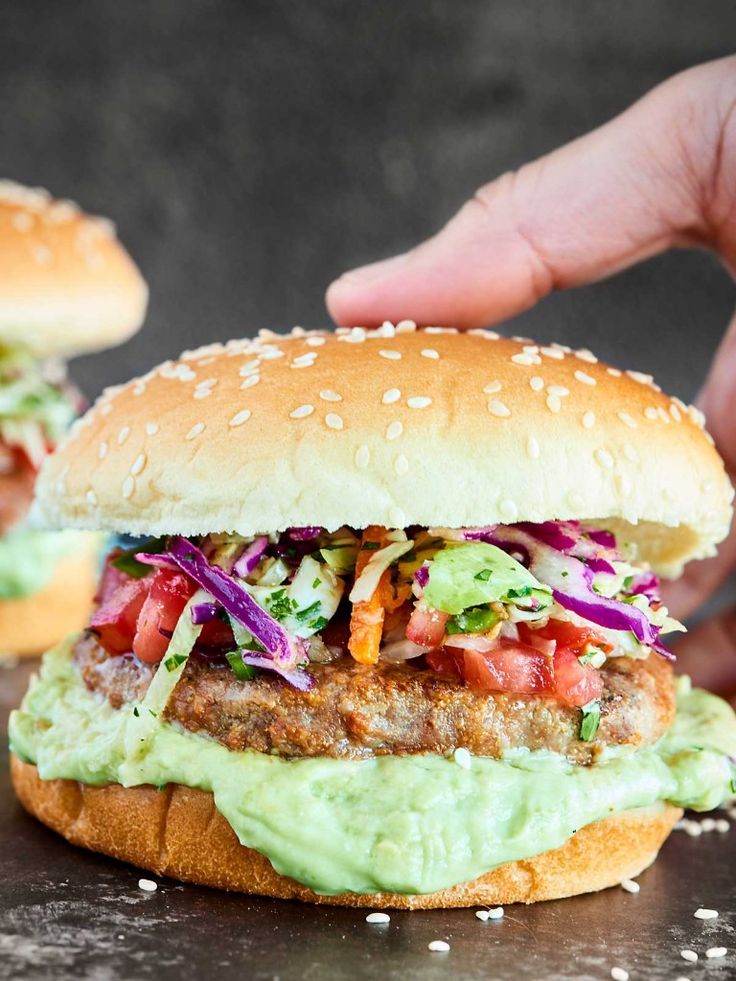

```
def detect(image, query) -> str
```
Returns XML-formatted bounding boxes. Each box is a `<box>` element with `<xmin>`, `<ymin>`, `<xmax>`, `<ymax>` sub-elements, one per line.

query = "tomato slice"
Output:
<box><xmin>462</xmin><ymin>639</ymin><xmax>555</xmax><ymax>694</ymax></box>
<box><xmin>89</xmin><ymin>577</ymin><xmax>150</xmax><ymax>656</ymax></box>
<box><xmin>132</xmin><ymin>569</ymin><xmax>196</xmax><ymax>664</ymax></box>
<box><xmin>552</xmin><ymin>647</ymin><xmax>603</xmax><ymax>707</ymax></box>
<box><xmin>406</xmin><ymin>605</ymin><xmax>449</xmax><ymax>647</ymax></box>
<box><xmin>518</xmin><ymin>620</ymin><xmax>613</xmax><ymax>655</ymax></box>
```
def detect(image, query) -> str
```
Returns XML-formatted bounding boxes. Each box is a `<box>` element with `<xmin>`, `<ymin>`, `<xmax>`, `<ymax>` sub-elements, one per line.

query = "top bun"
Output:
<box><xmin>0</xmin><ymin>180</ymin><xmax>148</xmax><ymax>358</ymax></box>
<box><xmin>35</xmin><ymin>324</ymin><xmax>733</xmax><ymax>576</ymax></box>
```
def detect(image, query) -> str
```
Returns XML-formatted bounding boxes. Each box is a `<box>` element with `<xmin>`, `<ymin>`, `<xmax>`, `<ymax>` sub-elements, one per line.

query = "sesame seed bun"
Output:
<box><xmin>34</xmin><ymin>325</ymin><xmax>732</xmax><ymax>576</ymax></box>
<box><xmin>10</xmin><ymin>757</ymin><xmax>681</xmax><ymax>908</ymax></box>
<box><xmin>0</xmin><ymin>541</ymin><xmax>99</xmax><ymax>656</ymax></box>
<box><xmin>0</xmin><ymin>180</ymin><xmax>148</xmax><ymax>358</ymax></box>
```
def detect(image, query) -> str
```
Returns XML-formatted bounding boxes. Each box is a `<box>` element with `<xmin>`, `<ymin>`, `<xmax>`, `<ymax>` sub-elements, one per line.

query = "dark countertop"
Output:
<box><xmin>1</xmin><ymin>659</ymin><xmax>734</xmax><ymax>981</ymax></box>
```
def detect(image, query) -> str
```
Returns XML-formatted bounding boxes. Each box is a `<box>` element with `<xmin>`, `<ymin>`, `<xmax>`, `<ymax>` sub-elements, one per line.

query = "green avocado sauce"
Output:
<box><xmin>0</xmin><ymin>528</ymin><xmax>96</xmax><ymax>599</ymax></box>
<box><xmin>9</xmin><ymin>641</ymin><xmax>736</xmax><ymax>896</ymax></box>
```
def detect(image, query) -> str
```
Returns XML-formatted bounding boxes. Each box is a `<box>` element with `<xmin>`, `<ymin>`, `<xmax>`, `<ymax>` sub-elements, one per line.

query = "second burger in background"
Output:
<box><xmin>0</xmin><ymin>180</ymin><xmax>148</xmax><ymax>656</ymax></box>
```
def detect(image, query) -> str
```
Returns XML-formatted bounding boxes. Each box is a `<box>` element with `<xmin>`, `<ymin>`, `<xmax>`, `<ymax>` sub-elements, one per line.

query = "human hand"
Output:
<box><xmin>326</xmin><ymin>57</ymin><xmax>736</xmax><ymax>693</ymax></box>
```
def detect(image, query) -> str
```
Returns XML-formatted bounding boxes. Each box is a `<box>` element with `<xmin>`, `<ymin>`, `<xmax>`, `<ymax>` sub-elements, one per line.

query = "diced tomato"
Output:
<box><xmin>462</xmin><ymin>639</ymin><xmax>555</xmax><ymax>695</ymax></box>
<box><xmin>406</xmin><ymin>605</ymin><xmax>449</xmax><ymax>647</ymax></box>
<box><xmin>132</xmin><ymin>569</ymin><xmax>196</xmax><ymax>664</ymax></box>
<box><xmin>425</xmin><ymin>647</ymin><xmax>464</xmax><ymax>679</ymax></box>
<box><xmin>552</xmin><ymin>647</ymin><xmax>603</xmax><ymax>707</ymax></box>
<box><xmin>197</xmin><ymin>614</ymin><xmax>236</xmax><ymax>652</ymax></box>
<box><xmin>518</xmin><ymin>620</ymin><xmax>613</xmax><ymax>656</ymax></box>
<box><xmin>95</xmin><ymin>551</ymin><xmax>131</xmax><ymax>605</ymax></box>
<box><xmin>89</xmin><ymin>577</ymin><xmax>150</xmax><ymax>656</ymax></box>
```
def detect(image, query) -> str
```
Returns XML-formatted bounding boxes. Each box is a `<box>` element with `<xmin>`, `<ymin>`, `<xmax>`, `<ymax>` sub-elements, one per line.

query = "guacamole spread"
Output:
<box><xmin>9</xmin><ymin>641</ymin><xmax>736</xmax><ymax>896</ymax></box>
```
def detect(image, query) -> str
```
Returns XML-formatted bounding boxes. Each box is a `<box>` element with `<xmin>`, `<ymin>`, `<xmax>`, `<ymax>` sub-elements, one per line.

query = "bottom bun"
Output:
<box><xmin>0</xmin><ymin>547</ymin><xmax>98</xmax><ymax>657</ymax></box>
<box><xmin>11</xmin><ymin>756</ymin><xmax>681</xmax><ymax>908</ymax></box>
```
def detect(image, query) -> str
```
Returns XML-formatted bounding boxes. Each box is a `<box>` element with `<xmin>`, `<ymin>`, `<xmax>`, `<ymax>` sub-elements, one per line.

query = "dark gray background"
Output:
<box><xmin>0</xmin><ymin>0</ymin><xmax>734</xmax><ymax>401</ymax></box>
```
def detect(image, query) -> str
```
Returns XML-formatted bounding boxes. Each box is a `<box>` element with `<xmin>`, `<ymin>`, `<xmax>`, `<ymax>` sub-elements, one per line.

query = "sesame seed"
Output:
<box><xmin>12</xmin><ymin>211</ymin><xmax>33</xmax><ymax>232</ymax></box>
<box><xmin>260</xmin><ymin>347</ymin><xmax>284</xmax><ymax>360</ymax></box>
<box><xmin>382</xmin><ymin>388</ymin><xmax>401</xmax><ymax>405</ymax></box>
<box><xmin>145</xmin><ymin>423</ymin><xmax>159</xmax><ymax>437</ymax></box>
<box><xmin>595</xmin><ymin>448</ymin><xmax>614</xmax><ymax>470</ymax></box>
<box><xmin>386</xmin><ymin>421</ymin><xmax>403</xmax><ymax>441</ymax></box>
<box><xmin>582</xmin><ymin>411</ymin><xmax>596</xmax><ymax>429</ymax></box>
<box><xmin>185</xmin><ymin>423</ymin><xmax>205</xmax><ymax>440</ymax></box>
<box><xmin>511</xmin><ymin>353</ymin><xmax>535</xmax><ymax>366</ymax></box>
<box><xmin>617</xmin><ymin>411</ymin><xmax>638</xmax><ymax>429</ymax></box>
<box><xmin>196</xmin><ymin>377</ymin><xmax>218</xmax><ymax>390</ymax></box>
<box><xmin>117</xmin><ymin>426</ymin><xmax>131</xmax><ymax>446</ymax></box>
<box><xmin>546</xmin><ymin>394</ymin><xmax>561</xmax><ymax>413</ymax></box>
<box><xmin>31</xmin><ymin>243</ymin><xmax>52</xmax><ymax>265</ymax></box>
<box><xmin>620</xmin><ymin>878</ymin><xmax>640</xmax><ymax>894</ymax></box>
<box><xmin>389</xmin><ymin>506</ymin><xmax>406</xmax><ymax>527</ymax></box>
<box><xmin>365</xmin><ymin>912</ymin><xmax>390</xmax><ymax>924</ymax></box>
<box><xmin>488</xmin><ymin>400</ymin><xmax>511</xmax><ymax>418</ymax></box>
<box><xmin>100</xmin><ymin>403</ymin><xmax>112</xmax><ymax>415</ymax></box>
<box><xmin>325</xmin><ymin>413</ymin><xmax>344</xmax><ymax>431</ymax></box>
<box><xmin>407</xmin><ymin>396</ymin><xmax>432</xmax><ymax>409</ymax></box>
<box><xmin>547</xmin><ymin>385</ymin><xmax>570</xmax><ymax>397</ymax></box>
<box><xmin>239</xmin><ymin>360</ymin><xmax>261</xmax><ymax>376</ymax></box>
<box><xmin>194</xmin><ymin>388</ymin><xmax>213</xmax><ymax>399</ymax></box>
<box><xmin>694</xmin><ymin>907</ymin><xmax>718</xmax><ymax>920</ymax></box>
<box><xmin>122</xmin><ymin>476</ymin><xmax>135</xmax><ymax>499</ymax></box>
<box><xmin>421</xmin><ymin>348</ymin><xmax>440</xmax><ymax>359</ymax></box>
<box><xmin>607</xmin><ymin>367</ymin><xmax>622</xmax><ymax>377</ymax></box>
<box><xmin>86</xmin><ymin>489</ymin><xmax>97</xmax><ymax>506</ymax></box>
<box><xmin>540</xmin><ymin>346</ymin><xmax>564</xmax><ymax>360</ymax></box>
<box><xmin>680</xmin><ymin>950</ymin><xmax>698</xmax><ymax>963</ymax></box>
<box><xmin>394</xmin><ymin>454</ymin><xmax>409</xmax><ymax>476</ymax></box>
<box><xmin>610</xmin><ymin>968</ymin><xmax>628</xmax><ymax>981</ymax></box>
<box><xmin>454</xmin><ymin>747</ymin><xmax>471</xmax><ymax>769</ymax></box>
<box><xmin>306</xmin><ymin>336</ymin><xmax>326</xmax><ymax>347</ymax></box>
<box><xmin>670</xmin><ymin>403</ymin><xmax>682</xmax><ymax>422</ymax></box>
<box><xmin>526</xmin><ymin>435</ymin><xmax>540</xmax><ymax>459</ymax></box>
<box><xmin>529</xmin><ymin>376</ymin><xmax>544</xmax><ymax>392</ymax></box>
<box><xmin>715</xmin><ymin>818</ymin><xmax>729</xmax><ymax>832</ymax></box>
<box><xmin>132</xmin><ymin>382</ymin><xmax>146</xmax><ymax>396</ymax></box>
<box><xmin>706</xmin><ymin>948</ymin><xmax>727</xmax><ymax>959</ymax></box>
<box><xmin>229</xmin><ymin>409</ymin><xmax>252</xmax><ymax>427</ymax></box>
<box><xmin>701</xmin><ymin>817</ymin><xmax>716</xmax><ymax>832</ymax></box>
<box><xmin>131</xmin><ymin>454</ymin><xmax>146</xmax><ymax>476</ymax></box>
<box><xmin>575</xmin><ymin>348</ymin><xmax>598</xmax><ymax>364</ymax></box>
<box><xmin>396</xmin><ymin>319</ymin><xmax>417</xmax><ymax>332</ymax></box>
<box><xmin>291</xmin><ymin>353</ymin><xmax>317</xmax><ymax>368</ymax></box>
<box><xmin>138</xmin><ymin>878</ymin><xmax>157</xmax><ymax>893</ymax></box>
<box><xmin>290</xmin><ymin>404</ymin><xmax>314</xmax><ymax>419</ymax></box>
<box><xmin>475</xmin><ymin>910</ymin><xmax>490</xmax><ymax>921</ymax></box>
<box><xmin>98</xmin><ymin>441</ymin><xmax>108</xmax><ymax>460</ymax></box>
<box><xmin>428</xmin><ymin>940</ymin><xmax>450</xmax><ymax>953</ymax></box>
<box><xmin>627</xmin><ymin>370</ymin><xmax>653</xmax><ymax>385</ymax></box>
<box><xmin>320</xmin><ymin>389</ymin><xmax>342</xmax><ymax>402</ymax></box>
<box><xmin>622</xmin><ymin>443</ymin><xmax>638</xmax><ymax>462</ymax></box>
<box><xmin>574</xmin><ymin>370</ymin><xmax>596</xmax><ymax>386</ymax></box>
<box><xmin>683</xmin><ymin>819</ymin><xmax>703</xmax><ymax>837</ymax></box>
<box><xmin>379</xmin><ymin>349</ymin><xmax>402</xmax><ymax>360</ymax></box>
<box><xmin>487</xmin><ymin>907</ymin><xmax>504</xmax><ymax>920</ymax></box>
<box><xmin>355</xmin><ymin>445</ymin><xmax>370</xmax><ymax>469</ymax></box>
<box><xmin>483</xmin><ymin>381</ymin><xmax>502</xmax><ymax>394</ymax></box>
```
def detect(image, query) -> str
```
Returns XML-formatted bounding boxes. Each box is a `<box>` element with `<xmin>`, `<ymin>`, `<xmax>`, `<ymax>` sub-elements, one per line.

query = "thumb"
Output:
<box><xmin>327</xmin><ymin>57</ymin><xmax>736</xmax><ymax>329</ymax></box>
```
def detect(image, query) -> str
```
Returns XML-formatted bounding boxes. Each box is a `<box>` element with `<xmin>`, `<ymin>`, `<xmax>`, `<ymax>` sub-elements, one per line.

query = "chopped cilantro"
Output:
<box><xmin>474</xmin><ymin>569</ymin><xmax>493</xmax><ymax>582</ymax></box>
<box><xmin>269</xmin><ymin>589</ymin><xmax>297</xmax><ymax>620</ymax></box>
<box><xmin>312</xmin><ymin>577</ymin><xmax>322</xmax><ymax>589</ymax></box>
<box><xmin>164</xmin><ymin>653</ymin><xmax>187</xmax><ymax>672</ymax></box>
<box><xmin>110</xmin><ymin>536</ymin><xmax>167</xmax><ymax>579</ymax></box>
<box><xmin>579</xmin><ymin>701</ymin><xmax>601</xmax><ymax>742</ymax></box>
<box><xmin>296</xmin><ymin>600</ymin><xmax>322</xmax><ymax>622</ymax></box>
<box><xmin>148</xmin><ymin>709</ymin><xmax>158</xmax><ymax>718</ymax></box>
<box><xmin>506</xmin><ymin>585</ymin><xmax>533</xmax><ymax>598</ymax></box>
<box><xmin>226</xmin><ymin>650</ymin><xmax>258</xmax><ymax>681</ymax></box>
<box><xmin>133</xmin><ymin>706</ymin><xmax>140</xmax><ymax>717</ymax></box>
<box><xmin>308</xmin><ymin>616</ymin><xmax>329</xmax><ymax>632</ymax></box>
<box><xmin>361</xmin><ymin>541</ymin><xmax>381</xmax><ymax>551</ymax></box>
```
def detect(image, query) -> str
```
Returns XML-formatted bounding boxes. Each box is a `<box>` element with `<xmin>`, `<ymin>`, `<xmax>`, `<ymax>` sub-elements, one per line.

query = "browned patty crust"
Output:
<box><xmin>73</xmin><ymin>635</ymin><xmax>675</xmax><ymax>764</ymax></box>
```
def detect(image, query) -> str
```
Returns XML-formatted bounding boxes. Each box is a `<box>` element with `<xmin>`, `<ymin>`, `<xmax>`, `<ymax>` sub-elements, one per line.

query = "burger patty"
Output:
<box><xmin>74</xmin><ymin>634</ymin><xmax>676</xmax><ymax>764</ymax></box>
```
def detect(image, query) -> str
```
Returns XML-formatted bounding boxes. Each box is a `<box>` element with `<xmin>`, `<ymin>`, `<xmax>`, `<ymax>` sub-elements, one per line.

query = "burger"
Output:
<box><xmin>9</xmin><ymin>325</ymin><xmax>736</xmax><ymax>908</ymax></box>
<box><xmin>0</xmin><ymin>180</ymin><xmax>147</xmax><ymax>656</ymax></box>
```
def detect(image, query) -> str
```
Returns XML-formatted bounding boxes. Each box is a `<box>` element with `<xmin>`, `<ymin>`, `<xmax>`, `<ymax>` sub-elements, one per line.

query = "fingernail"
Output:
<box><xmin>339</xmin><ymin>251</ymin><xmax>410</xmax><ymax>285</ymax></box>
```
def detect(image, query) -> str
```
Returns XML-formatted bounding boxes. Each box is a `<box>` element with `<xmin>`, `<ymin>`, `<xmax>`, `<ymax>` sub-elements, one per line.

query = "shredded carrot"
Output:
<box><xmin>348</xmin><ymin>526</ymin><xmax>391</xmax><ymax>664</ymax></box>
